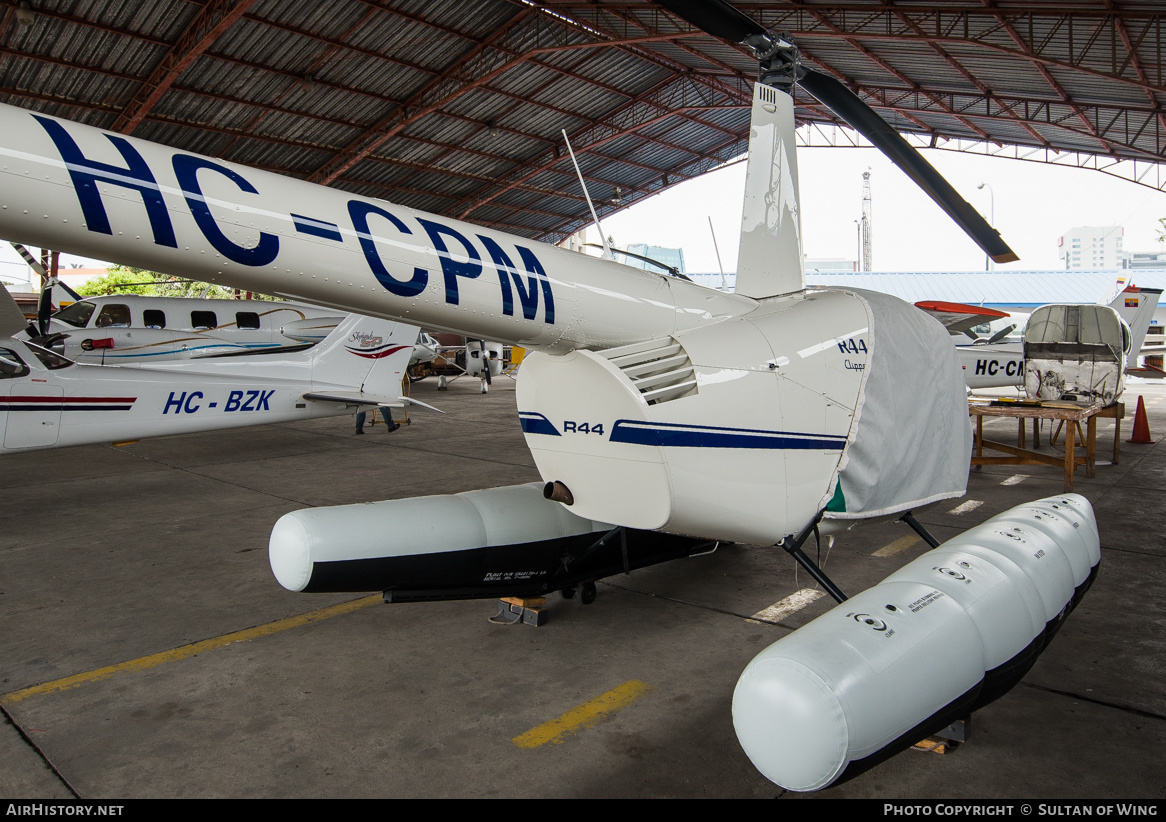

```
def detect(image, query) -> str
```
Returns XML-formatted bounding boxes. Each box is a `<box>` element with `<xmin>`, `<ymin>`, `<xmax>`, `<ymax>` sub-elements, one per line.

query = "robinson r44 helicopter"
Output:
<box><xmin>0</xmin><ymin>0</ymin><xmax>1100</xmax><ymax>792</ymax></box>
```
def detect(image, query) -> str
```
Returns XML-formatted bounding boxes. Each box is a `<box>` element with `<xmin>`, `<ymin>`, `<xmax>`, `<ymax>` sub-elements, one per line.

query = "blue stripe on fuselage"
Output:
<box><xmin>518</xmin><ymin>412</ymin><xmax>561</xmax><ymax>437</ymax></box>
<box><xmin>608</xmin><ymin>420</ymin><xmax>847</xmax><ymax>450</ymax></box>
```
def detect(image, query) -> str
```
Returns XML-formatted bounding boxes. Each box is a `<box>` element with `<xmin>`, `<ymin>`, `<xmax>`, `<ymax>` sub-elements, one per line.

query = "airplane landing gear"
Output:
<box><xmin>561</xmin><ymin>580</ymin><xmax>597</xmax><ymax>604</ymax></box>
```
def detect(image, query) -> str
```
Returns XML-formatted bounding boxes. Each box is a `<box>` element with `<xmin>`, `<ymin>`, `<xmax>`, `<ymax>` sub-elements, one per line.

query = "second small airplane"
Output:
<box><xmin>0</xmin><ymin>284</ymin><xmax>432</xmax><ymax>454</ymax></box>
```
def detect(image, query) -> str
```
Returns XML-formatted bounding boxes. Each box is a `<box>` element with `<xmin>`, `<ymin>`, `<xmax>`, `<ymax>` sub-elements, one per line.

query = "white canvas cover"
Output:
<box><xmin>1023</xmin><ymin>304</ymin><xmax>1126</xmax><ymax>403</ymax></box>
<box><xmin>821</xmin><ymin>289</ymin><xmax>972</xmax><ymax>519</ymax></box>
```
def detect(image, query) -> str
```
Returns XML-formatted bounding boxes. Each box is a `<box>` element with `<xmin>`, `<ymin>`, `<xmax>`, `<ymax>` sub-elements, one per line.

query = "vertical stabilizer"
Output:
<box><xmin>309</xmin><ymin>315</ymin><xmax>418</xmax><ymax>395</ymax></box>
<box><xmin>0</xmin><ymin>284</ymin><xmax>30</xmax><ymax>338</ymax></box>
<box><xmin>735</xmin><ymin>82</ymin><xmax>804</xmax><ymax>299</ymax></box>
<box><xmin>1108</xmin><ymin>284</ymin><xmax>1162</xmax><ymax>361</ymax></box>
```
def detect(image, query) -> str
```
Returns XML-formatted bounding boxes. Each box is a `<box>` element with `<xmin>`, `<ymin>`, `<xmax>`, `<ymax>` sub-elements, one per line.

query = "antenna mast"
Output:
<box><xmin>562</xmin><ymin>130</ymin><xmax>612</xmax><ymax>260</ymax></box>
<box><xmin>861</xmin><ymin>170</ymin><xmax>873</xmax><ymax>272</ymax></box>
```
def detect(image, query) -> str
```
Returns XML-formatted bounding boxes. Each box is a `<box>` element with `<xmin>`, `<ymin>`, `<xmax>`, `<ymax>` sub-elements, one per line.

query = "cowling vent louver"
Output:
<box><xmin>598</xmin><ymin>337</ymin><xmax>698</xmax><ymax>405</ymax></box>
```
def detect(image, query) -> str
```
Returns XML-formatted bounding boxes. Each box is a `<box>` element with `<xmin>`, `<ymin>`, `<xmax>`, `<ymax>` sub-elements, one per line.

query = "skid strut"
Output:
<box><xmin>778</xmin><ymin>514</ymin><xmax>847</xmax><ymax>604</ymax></box>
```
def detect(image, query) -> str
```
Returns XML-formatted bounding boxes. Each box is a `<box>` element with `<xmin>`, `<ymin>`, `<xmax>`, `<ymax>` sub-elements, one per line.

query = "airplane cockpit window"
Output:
<box><xmin>27</xmin><ymin>344</ymin><xmax>72</xmax><ymax>370</ymax></box>
<box><xmin>54</xmin><ymin>300</ymin><xmax>96</xmax><ymax>328</ymax></box>
<box><xmin>191</xmin><ymin>310</ymin><xmax>217</xmax><ymax>330</ymax></box>
<box><xmin>143</xmin><ymin>309</ymin><xmax>166</xmax><ymax>329</ymax></box>
<box><xmin>235</xmin><ymin>311</ymin><xmax>261</xmax><ymax>330</ymax></box>
<box><xmin>95</xmin><ymin>304</ymin><xmax>131</xmax><ymax>328</ymax></box>
<box><xmin>0</xmin><ymin>347</ymin><xmax>30</xmax><ymax>378</ymax></box>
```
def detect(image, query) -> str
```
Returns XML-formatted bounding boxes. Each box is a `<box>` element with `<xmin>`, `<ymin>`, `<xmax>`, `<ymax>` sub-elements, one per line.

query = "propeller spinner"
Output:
<box><xmin>659</xmin><ymin>0</ymin><xmax>1019</xmax><ymax>264</ymax></box>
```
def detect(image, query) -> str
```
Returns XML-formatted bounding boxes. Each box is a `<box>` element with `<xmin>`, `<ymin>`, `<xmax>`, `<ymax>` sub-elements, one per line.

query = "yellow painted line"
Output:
<box><xmin>1</xmin><ymin>594</ymin><xmax>381</xmax><ymax>706</ymax></box>
<box><xmin>512</xmin><ymin>680</ymin><xmax>655</xmax><ymax>749</ymax></box>
<box><xmin>873</xmin><ymin>535</ymin><xmax>921</xmax><ymax>558</ymax></box>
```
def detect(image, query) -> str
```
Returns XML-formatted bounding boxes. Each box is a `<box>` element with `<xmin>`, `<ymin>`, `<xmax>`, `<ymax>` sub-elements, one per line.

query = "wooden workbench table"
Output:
<box><xmin>968</xmin><ymin>400</ymin><xmax>1124</xmax><ymax>490</ymax></box>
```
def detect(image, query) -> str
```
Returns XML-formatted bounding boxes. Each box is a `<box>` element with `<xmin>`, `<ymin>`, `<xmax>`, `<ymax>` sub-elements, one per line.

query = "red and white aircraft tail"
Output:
<box><xmin>1106</xmin><ymin>282</ymin><xmax>1162</xmax><ymax>365</ymax></box>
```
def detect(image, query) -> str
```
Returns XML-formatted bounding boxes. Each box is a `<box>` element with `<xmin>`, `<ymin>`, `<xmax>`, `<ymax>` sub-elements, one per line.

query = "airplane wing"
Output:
<box><xmin>915</xmin><ymin>300</ymin><xmax>1011</xmax><ymax>336</ymax></box>
<box><xmin>302</xmin><ymin>391</ymin><xmax>444</xmax><ymax>413</ymax></box>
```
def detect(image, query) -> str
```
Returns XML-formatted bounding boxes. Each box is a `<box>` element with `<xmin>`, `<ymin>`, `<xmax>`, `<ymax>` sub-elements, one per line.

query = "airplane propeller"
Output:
<box><xmin>36</xmin><ymin>279</ymin><xmax>53</xmax><ymax>336</ymax></box>
<box><xmin>658</xmin><ymin>0</ymin><xmax>1019</xmax><ymax>265</ymax></box>
<box><xmin>9</xmin><ymin>242</ymin><xmax>80</xmax><ymax>346</ymax></box>
<box><xmin>985</xmin><ymin>323</ymin><xmax>1018</xmax><ymax>344</ymax></box>
<box><xmin>35</xmin><ymin>276</ymin><xmax>80</xmax><ymax>346</ymax></box>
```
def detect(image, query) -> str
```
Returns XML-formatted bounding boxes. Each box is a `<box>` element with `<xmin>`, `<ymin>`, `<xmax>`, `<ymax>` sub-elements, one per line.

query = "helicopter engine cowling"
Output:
<box><xmin>517</xmin><ymin>287</ymin><xmax>971</xmax><ymax>544</ymax></box>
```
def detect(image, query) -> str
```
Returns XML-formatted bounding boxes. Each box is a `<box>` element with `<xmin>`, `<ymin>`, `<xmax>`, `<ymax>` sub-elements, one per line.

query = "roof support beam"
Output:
<box><xmin>112</xmin><ymin>0</ymin><xmax>258</xmax><ymax>135</ymax></box>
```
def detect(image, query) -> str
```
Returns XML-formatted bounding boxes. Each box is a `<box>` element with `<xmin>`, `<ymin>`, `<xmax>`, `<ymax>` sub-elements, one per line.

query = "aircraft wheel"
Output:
<box><xmin>580</xmin><ymin>581</ymin><xmax>597</xmax><ymax>605</ymax></box>
<box><xmin>560</xmin><ymin>585</ymin><xmax>577</xmax><ymax>600</ymax></box>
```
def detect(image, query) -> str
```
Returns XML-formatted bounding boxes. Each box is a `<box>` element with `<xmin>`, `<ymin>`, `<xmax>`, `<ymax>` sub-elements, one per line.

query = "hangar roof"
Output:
<box><xmin>0</xmin><ymin>1</ymin><xmax>1162</xmax><ymax>244</ymax></box>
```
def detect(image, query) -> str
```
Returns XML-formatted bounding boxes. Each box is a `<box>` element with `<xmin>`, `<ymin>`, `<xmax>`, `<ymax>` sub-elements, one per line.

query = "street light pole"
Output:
<box><xmin>977</xmin><ymin>182</ymin><xmax>995</xmax><ymax>271</ymax></box>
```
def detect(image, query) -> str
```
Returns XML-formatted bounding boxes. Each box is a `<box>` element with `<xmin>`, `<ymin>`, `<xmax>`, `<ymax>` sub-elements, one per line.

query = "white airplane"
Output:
<box><xmin>36</xmin><ymin>292</ymin><xmax>346</xmax><ymax>363</ymax></box>
<box><xmin>921</xmin><ymin>281</ymin><xmax>1162</xmax><ymax>391</ymax></box>
<box><xmin>0</xmin><ymin>284</ymin><xmax>425</xmax><ymax>453</ymax></box>
<box><xmin>11</xmin><ymin>240</ymin><xmax>347</xmax><ymax>360</ymax></box>
<box><xmin>0</xmin><ymin>0</ymin><xmax>1102</xmax><ymax>792</ymax></box>
<box><xmin>411</xmin><ymin>337</ymin><xmax>505</xmax><ymax>391</ymax></box>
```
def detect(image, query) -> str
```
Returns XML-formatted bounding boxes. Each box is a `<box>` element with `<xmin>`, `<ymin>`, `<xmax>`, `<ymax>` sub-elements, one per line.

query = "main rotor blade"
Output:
<box><xmin>658</xmin><ymin>0</ymin><xmax>765</xmax><ymax>44</ymax></box>
<box><xmin>798</xmin><ymin>71</ymin><xmax>1018</xmax><ymax>264</ymax></box>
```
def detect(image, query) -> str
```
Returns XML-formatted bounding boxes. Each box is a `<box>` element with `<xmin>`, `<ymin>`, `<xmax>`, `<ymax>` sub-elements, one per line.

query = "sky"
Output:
<box><xmin>596</xmin><ymin>144</ymin><xmax>1166</xmax><ymax>275</ymax></box>
<box><xmin>2</xmin><ymin>139</ymin><xmax>1165</xmax><ymax>289</ymax></box>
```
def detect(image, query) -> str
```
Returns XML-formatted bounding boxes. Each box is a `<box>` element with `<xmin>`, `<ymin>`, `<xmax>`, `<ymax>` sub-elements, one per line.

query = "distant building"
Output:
<box><xmin>625</xmin><ymin>244</ymin><xmax>685</xmax><ymax>274</ymax></box>
<box><xmin>1124</xmin><ymin>250</ymin><xmax>1166</xmax><ymax>270</ymax></box>
<box><xmin>1058</xmin><ymin>226</ymin><xmax>1123</xmax><ymax>270</ymax></box>
<box><xmin>558</xmin><ymin>229</ymin><xmax>588</xmax><ymax>254</ymax></box>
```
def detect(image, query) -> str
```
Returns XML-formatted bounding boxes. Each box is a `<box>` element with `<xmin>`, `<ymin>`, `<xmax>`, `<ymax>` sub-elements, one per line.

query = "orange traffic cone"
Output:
<box><xmin>1128</xmin><ymin>395</ymin><xmax>1154</xmax><ymax>444</ymax></box>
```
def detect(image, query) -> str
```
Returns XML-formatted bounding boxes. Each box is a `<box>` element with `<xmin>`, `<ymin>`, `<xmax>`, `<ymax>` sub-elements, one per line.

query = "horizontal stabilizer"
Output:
<box><xmin>303</xmin><ymin>391</ymin><xmax>443</xmax><ymax>414</ymax></box>
<box><xmin>191</xmin><ymin>343</ymin><xmax>315</xmax><ymax>359</ymax></box>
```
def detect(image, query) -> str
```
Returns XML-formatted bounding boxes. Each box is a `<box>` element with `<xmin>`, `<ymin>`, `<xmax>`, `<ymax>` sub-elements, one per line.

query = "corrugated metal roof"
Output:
<box><xmin>0</xmin><ymin>0</ymin><xmax>1160</xmax><ymax>245</ymax></box>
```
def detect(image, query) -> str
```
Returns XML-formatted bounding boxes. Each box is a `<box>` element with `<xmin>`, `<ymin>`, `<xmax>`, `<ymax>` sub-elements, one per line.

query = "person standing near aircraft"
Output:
<box><xmin>355</xmin><ymin>407</ymin><xmax>399</xmax><ymax>434</ymax></box>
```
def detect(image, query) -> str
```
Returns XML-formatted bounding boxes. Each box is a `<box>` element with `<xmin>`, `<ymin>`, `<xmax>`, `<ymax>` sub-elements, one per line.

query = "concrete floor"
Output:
<box><xmin>1</xmin><ymin>373</ymin><xmax>1163</xmax><ymax>799</ymax></box>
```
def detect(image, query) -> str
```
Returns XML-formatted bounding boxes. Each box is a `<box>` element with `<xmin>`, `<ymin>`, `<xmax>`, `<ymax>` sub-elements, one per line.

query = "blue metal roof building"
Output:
<box><xmin>688</xmin><ymin>270</ymin><xmax>1166</xmax><ymax>324</ymax></box>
